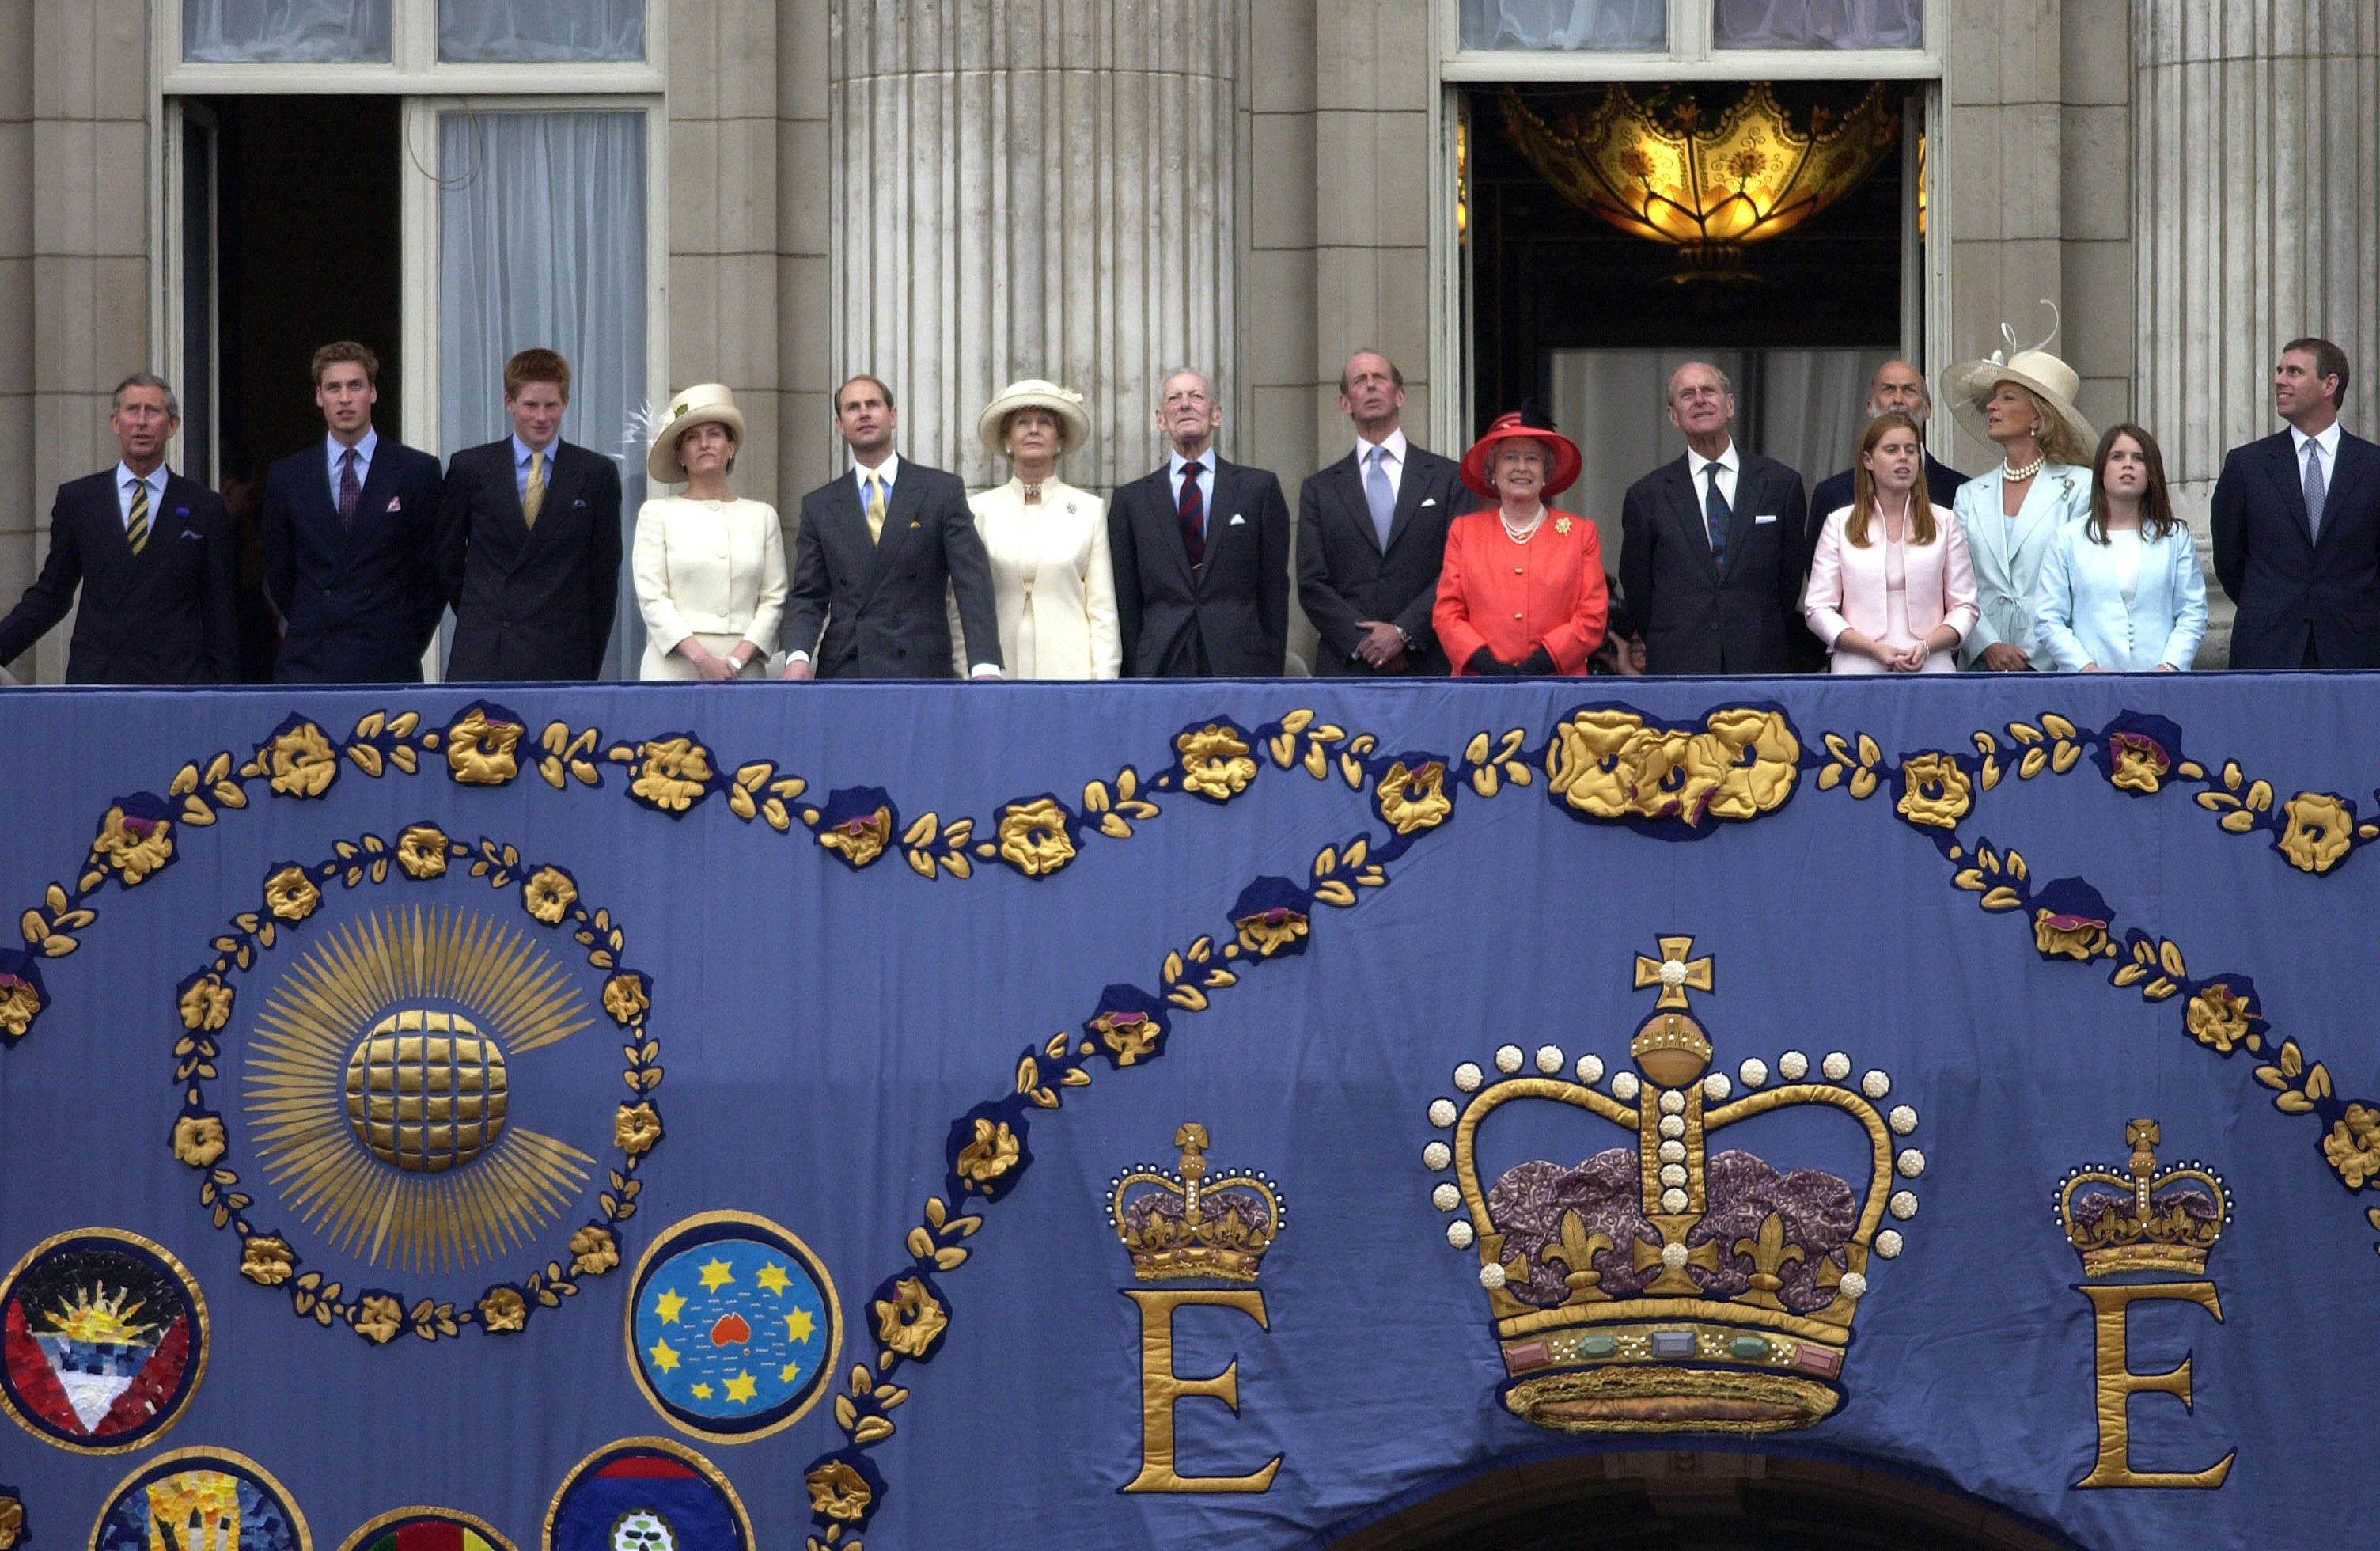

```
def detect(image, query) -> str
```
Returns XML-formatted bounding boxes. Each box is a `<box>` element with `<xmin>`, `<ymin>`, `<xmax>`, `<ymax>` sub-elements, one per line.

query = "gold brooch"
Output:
<box><xmin>1554</xmin><ymin>517</ymin><xmax>1572</xmax><ymax>535</ymax></box>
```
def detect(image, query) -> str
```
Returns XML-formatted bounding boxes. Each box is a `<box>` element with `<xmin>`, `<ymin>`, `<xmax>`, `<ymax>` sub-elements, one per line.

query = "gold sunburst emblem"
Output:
<box><xmin>244</xmin><ymin>907</ymin><xmax>597</xmax><ymax>1273</ymax></box>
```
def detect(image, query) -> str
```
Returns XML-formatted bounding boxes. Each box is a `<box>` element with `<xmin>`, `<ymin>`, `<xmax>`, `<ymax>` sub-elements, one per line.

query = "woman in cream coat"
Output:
<box><xmin>961</xmin><ymin>380</ymin><xmax>1120</xmax><ymax>679</ymax></box>
<box><xmin>2036</xmin><ymin>424</ymin><xmax>2206</xmax><ymax>672</ymax></box>
<box><xmin>633</xmin><ymin>383</ymin><xmax>788</xmax><ymax>680</ymax></box>
<box><xmin>1942</xmin><ymin>329</ymin><xmax>2095</xmax><ymax>671</ymax></box>
<box><xmin>1802</xmin><ymin>413</ymin><xmax>1977</xmax><ymax>673</ymax></box>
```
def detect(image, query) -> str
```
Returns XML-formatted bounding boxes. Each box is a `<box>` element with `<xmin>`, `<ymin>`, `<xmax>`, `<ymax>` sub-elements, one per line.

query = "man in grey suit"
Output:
<box><xmin>1108</xmin><ymin>369</ymin><xmax>1290</xmax><ymax>677</ymax></box>
<box><xmin>1618</xmin><ymin>362</ymin><xmax>1811</xmax><ymax>675</ymax></box>
<box><xmin>782</xmin><ymin>374</ymin><xmax>1002</xmax><ymax>681</ymax></box>
<box><xmin>1297</xmin><ymin>351</ymin><xmax>1467</xmax><ymax>677</ymax></box>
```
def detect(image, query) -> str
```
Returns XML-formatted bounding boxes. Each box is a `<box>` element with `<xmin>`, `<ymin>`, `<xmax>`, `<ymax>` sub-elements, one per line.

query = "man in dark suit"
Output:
<box><xmin>1109</xmin><ymin>369</ymin><xmax>1290</xmax><ymax>677</ymax></box>
<box><xmin>780</xmin><ymin>374</ymin><xmax>1001</xmax><ymax>681</ymax></box>
<box><xmin>262</xmin><ymin>342</ymin><xmax>447</xmax><ymax>682</ymax></box>
<box><xmin>1618</xmin><ymin>361</ymin><xmax>1810</xmax><ymax>675</ymax></box>
<box><xmin>437</xmin><ymin>347</ymin><xmax>622</xmax><ymax>681</ymax></box>
<box><xmin>1297</xmin><ymin>351</ymin><xmax>1466</xmax><ymax>676</ymax></box>
<box><xmin>0</xmin><ymin>373</ymin><xmax>237</xmax><ymax>684</ymax></box>
<box><xmin>2213</xmin><ymin>336</ymin><xmax>2380</xmax><ymax>669</ymax></box>
<box><xmin>1802</xmin><ymin>358</ymin><xmax>1965</xmax><ymax>670</ymax></box>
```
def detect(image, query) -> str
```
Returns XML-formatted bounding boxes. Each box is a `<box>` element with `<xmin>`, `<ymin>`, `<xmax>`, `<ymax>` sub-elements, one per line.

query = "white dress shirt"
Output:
<box><xmin>116</xmin><ymin>464</ymin><xmax>165</xmax><ymax>532</ymax></box>
<box><xmin>1356</xmin><ymin>427</ymin><xmax>1408</xmax><ymax>502</ymax></box>
<box><xmin>1686</xmin><ymin>440</ymin><xmax>1741</xmax><ymax>524</ymax></box>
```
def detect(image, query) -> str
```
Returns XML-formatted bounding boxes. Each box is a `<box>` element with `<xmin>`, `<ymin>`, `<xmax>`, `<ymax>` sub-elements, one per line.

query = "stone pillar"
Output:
<box><xmin>0</xmin><ymin>0</ymin><xmax>34</xmax><ymax>672</ymax></box>
<box><xmin>2133</xmin><ymin>0</ymin><xmax>2380</xmax><ymax>660</ymax></box>
<box><xmin>827</xmin><ymin>0</ymin><xmax>1241</xmax><ymax>492</ymax></box>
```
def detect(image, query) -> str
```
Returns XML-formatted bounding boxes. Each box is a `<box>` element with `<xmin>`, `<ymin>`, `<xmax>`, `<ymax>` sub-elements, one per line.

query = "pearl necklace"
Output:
<box><xmin>2001</xmin><ymin>453</ymin><xmax>2045</xmax><ymax>483</ymax></box>
<box><xmin>1500</xmin><ymin>506</ymin><xmax>1545</xmax><ymax>544</ymax></box>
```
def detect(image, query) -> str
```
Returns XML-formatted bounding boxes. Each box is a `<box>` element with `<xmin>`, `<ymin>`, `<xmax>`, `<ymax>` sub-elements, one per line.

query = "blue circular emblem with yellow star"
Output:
<box><xmin>626</xmin><ymin>1211</ymin><xmax>839</xmax><ymax>1443</ymax></box>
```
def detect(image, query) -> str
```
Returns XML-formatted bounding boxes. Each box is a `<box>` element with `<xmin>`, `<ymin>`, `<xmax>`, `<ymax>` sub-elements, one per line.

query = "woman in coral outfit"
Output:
<box><xmin>1433</xmin><ymin>408</ymin><xmax>1608</xmax><ymax>676</ymax></box>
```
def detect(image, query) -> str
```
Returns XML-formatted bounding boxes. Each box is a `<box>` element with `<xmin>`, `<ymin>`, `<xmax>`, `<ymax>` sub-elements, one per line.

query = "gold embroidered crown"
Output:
<box><xmin>1109</xmin><ymin>1123</ymin><xmax>1283</xmax><ymax>1283</ymax></box>
<box><xmin>2056</xmin><ymin>1119</ymin><xmax>2228</xmax><ymax>1278</ymax></box>
<box><xmin>1425</xmin><ymin>937</ymin><xmax>1920</xmax><ymax>1435</ymax></box>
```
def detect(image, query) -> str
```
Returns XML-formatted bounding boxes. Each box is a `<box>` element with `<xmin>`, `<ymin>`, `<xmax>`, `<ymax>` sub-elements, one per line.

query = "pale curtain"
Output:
<box><xmin>1459</xmin><ymin>0</ymin><xmax>1666</xmax><ymax>50</ymax></box>
<box><xmin>182</xmin><ymin>0</ymin><xmax>389</xmax><ymax>62</ymax></box>
<box><xmin>439</xmin><ymin>0</ymin><xmax>644</xmax><ymax>61</ymax></box>
<box><xmin>438</xmin><ymin>110</ymin><xmax>649</xmax><ymax>677</ymax></box>
<box><xmin>1548</xmin><ymin>348</ymin><xmax>1889</xmax><ymax>599</ymax></box>
<box><xmin>1715</xmin><ymin>0</ymin><xmax>1923</xmax><ymax>48</ymax></box>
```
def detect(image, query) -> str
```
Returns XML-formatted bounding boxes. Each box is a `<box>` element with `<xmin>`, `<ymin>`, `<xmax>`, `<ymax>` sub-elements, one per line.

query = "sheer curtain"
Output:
<box><xmin>183</xmin><ymin>0</ymin><xmax>389</xmax><ymax>62</ymax></box>
<box><xmin>439</xmin><ymin>110</ymin><xmax>649</xmax><ymax>678</ymax></box>
<box><xmin>1715</xmin><ymin>0</ymin><xmax>1923</xmax><ymax>48</ymax></box>
<box><xmin>1758</xmin><ymin>350</ymin><xmax>1894</xmax><ymax>493</ymax></box>
<box><xmin>439</xmin><ymin>0</ymin><xmax>644</xmax><ymax>61</ymax></box>
<box><xmin>1459</xmin><ymin>0</ymin><xmax>1666</xmax><ymax>50</ymax></box>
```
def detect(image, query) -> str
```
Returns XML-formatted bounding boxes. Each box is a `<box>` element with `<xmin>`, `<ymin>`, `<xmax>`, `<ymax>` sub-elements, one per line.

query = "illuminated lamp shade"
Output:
<box><xmin>1500</xmin><ymin>82</ymin><xmax>1900</xmax><ymax>280</ymax></box>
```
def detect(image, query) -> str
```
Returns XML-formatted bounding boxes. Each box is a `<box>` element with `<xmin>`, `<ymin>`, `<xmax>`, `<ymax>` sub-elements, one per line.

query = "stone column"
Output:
<box><xmin>2134</xmin><ymin>0</ymin><xmax>2380</xmax><ymax>658</ymax></box>
<box><xmin>827</xmin><ymin>0</ymin><xmax>1241</xmax><ymax>491</ymax></box>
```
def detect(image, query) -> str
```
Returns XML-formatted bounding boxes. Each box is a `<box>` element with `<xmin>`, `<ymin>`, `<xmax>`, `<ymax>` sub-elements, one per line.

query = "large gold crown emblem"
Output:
<box><xmin>2056</xmin><ymin>1119</ymin><xmax>2229</xmax><ymax>1278</ymax></box>
<box><xmin>1423</xmin><ymin>938</ymin><xmax>1920</xmax><ymax>1434</ymax></box>
<box><xmin>1108</xmin><ymin>1124</ymin><xmax>1283</xmax><ymax>1282</ymax></box>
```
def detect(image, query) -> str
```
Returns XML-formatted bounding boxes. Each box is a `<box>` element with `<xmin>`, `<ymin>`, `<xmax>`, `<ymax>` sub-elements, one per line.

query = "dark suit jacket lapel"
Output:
<box><xmin>1718</xmin><ymin>460</ymin><xmax>1763</xmax><ymax>580</ymax></box>
<box><xmin>861</xmin><ymin>468</ymin><xmax>920</xmax><ymax>602</ymax></box>
<box><xmin>1327</xmin><ymin>453</ymin><xmax>1379</xmax><ymax>555</ymax></box>
<box><xmin>1199</xmin><ymin>461</ymin><xmax>1247</xmax><ymax>593</ymax></box>
<box><xmin>1668</xmin><ymin>459</ymin><xmax>1720</xmax><ymax>583</ymax></box>
<box><xmin>1383</xmin><ymin>451</ymin><xmax>1434</xmax><ymax>556</ymax></box>
<box><xmin>335</xmin><ymin>447</ymin><xmax>403</xmax><ymax>570</ymax></box>
<box><xmin>2264</xmin><ymin>434</ymin><xmax>2314</xmax><ymax>545</ymax></box>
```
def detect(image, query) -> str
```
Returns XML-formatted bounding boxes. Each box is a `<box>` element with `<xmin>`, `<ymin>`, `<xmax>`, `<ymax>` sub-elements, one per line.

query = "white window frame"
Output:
<box><xmin>1428</xmin><ymin>0</ymin><xmax>1950</xmax><ymax>461</ymax></box>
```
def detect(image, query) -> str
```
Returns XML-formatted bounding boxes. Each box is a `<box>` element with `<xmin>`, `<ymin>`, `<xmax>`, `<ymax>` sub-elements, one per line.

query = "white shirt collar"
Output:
<box><xmin>2293</xmin><ymin>421</ymin><xmax>2342</xmax><ymax>462</ymax></box>
<box><xmin>1169</xmin><ymin>448</ymin><xmax>1215</xmax><ymax>479</ymax></box>
<box><xmin>1357</xmin><ymin>427</ymin><xmax>1408</xmax><ymax>465</ymax></box>
<box><xmin>116</xmin><ymin>461</ymin><xmax>162</xmax><ymax>494</ymax></box>
<box><xmin>854</xmin><ymin>452</ymin><xmax>900</xmax><ymax>488</ymax></box>
<box><xmin>331</xmin><ymin>427</ymin><xmax>378</xmax><ymax>466</ymax></box>
<box><xmin>512</xmin><ymin>433</ymin><xmax>555</xmax><ymax>468</ymax></box>
<box><xmin>1687</xmin><ymin>440</ymin><xmax>1739</xmax><ymax>480</ymax></box>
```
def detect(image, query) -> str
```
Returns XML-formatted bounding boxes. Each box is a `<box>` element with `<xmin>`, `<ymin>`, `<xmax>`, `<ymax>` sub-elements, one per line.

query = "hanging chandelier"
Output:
<box><xmin>1500</xmin><ymin>82</ymin><xmax>1901</xmax><ymax>280</ymax></box>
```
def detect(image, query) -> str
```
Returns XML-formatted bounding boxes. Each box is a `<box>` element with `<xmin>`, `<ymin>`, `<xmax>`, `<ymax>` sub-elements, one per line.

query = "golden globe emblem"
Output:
<box><xmin>343</xmin><ymin>1009</ymin><xmax>510</xmax><ymax>1173</ymax></box>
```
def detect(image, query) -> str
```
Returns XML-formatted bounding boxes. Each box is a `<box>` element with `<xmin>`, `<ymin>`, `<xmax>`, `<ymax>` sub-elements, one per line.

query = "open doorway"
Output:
<box><xmin>179</xmin><ymin>94</ymin><xmax>403</xmax><ymax>680</ymax></box>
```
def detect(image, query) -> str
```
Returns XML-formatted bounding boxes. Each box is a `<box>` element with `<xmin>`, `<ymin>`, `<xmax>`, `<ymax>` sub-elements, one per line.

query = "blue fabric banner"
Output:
<box><xmin>0</xmin><ymin>677</ymin><xmax>2371</xmax><ymax>1551</ymax></box>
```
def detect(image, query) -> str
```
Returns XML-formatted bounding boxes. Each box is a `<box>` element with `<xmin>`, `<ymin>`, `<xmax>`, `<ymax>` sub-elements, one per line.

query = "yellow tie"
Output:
<box><xmin>865</xmin><ymin>472</ymin><xmax>886</xmax><ymax>544</ymax></box>
<box><xmin>126</xmin><ymin>476</ymin><xmax>150</xmax><ymax>555</ymax></box>
<box><xmin>523</xmin><ymin>450</ymin><xmax>547</xmax><ymax>526</ymax></box>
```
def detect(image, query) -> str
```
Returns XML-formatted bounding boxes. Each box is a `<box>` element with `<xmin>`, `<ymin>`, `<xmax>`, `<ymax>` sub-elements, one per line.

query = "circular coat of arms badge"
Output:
<box><xmin>625</xmin><ymin>1212</ymin><xmax>840</xmax><ymax>1443</ymax></box>
<box><xmin>544</xmin><ymin>1439</ymin><xmax>750</xmax><ymax>1551</ymax></box>
<box><xmin>89</xmin><ymin>1450</ymin><xmax>308</xmax><ymax>1551</ymax></box>
<box><xmin>0</xmin><ymin>1228</ymin><xmax>207</xmax><ymax>1454</ymax></box>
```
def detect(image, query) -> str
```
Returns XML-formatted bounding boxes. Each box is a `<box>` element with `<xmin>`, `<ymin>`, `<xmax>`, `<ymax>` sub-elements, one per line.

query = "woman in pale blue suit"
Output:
<box><xmin>2036</xmin><ymin>425</ymin><xmax>2205</xmax><ymax>672</ymax></box>
<box><xmin>1942</xmin><ymin>335</ymin><xmax>2095</xmax><ymax>670</ymax></box>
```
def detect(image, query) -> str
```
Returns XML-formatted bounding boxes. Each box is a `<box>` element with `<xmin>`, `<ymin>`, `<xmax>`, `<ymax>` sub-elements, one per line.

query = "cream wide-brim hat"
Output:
<box><xmin>976</xmin><ymin>379</ymin><xmax>1091</xmax><ymax>460</ymax></box>
<box><xmin>647</xmin><ymin>383</ymin><xmax>747</xmax><ymax>484</ymax></box>
<box><xmin>1941</xmin><ymin>348</ymin><xmax>2095</xmax><ymax>461</ymax></box>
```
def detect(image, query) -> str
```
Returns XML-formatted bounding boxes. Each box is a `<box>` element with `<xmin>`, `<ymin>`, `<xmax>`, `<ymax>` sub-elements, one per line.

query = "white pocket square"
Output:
<box><xmin>1229</xmin><ymin>514</ymin><xmax>1245</xmax><ymax>526</ymax></box>
<box><xmin>180</xmin><ymin>529</ymin><xmax>203</xmax><ymax>540</ymax></box>
<box><xmin>1754</xmin><ymin>513</ymin><xmax>1778</xmax><ymax>525</ymax></box>
<box><xmin>1419</xmin><ymin>496</ymin><xmax>1438</xmax><ymax>507</ymax></box>
<box><xmin>386</xmin><ymin>497</ymin><xmax>402</xmax><ymax>514</ymax></box>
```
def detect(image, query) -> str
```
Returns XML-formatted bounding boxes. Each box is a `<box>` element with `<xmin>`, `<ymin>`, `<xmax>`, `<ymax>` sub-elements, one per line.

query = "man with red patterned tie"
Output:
<box><xmin>1107</xmin><ymin>369</ymin><xmax>1290</xmax><ymax>677</ymax></box>
<box><xmin>262</xmin><ymin>342</ymin><xmax>448</xmax><ymax>683</ymax></box>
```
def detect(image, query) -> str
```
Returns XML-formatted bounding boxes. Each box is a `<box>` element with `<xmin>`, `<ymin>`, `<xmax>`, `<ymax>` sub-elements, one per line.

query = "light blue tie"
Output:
<box><xmin>1364</xmin><ymin>446</ymin><xmax>1396</xmax><ymax>550</ymax></box>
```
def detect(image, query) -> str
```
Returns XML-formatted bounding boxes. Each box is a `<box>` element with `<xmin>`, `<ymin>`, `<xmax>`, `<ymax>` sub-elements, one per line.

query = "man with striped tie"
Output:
<box><xmin>0</xmin><ymin>373</ymin><xmax>238</xmax><ymax>684</ymax></box>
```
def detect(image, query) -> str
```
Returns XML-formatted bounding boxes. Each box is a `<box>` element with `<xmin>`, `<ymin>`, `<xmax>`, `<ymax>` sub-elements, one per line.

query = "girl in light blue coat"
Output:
<box><xmin>2035</xmin><ymin>424</ymin><xmax>2206</xmax><ymax>672</ymax></box>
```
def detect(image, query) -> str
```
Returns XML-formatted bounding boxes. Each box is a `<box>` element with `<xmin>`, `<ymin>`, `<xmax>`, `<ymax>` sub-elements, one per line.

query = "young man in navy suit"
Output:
<box><xmin>262</xmin><ymin>342</ymin><xmax>448</xmax><ymax>682</ymax></box>
<box><xmin>2212</xmin><ymin>337</ymin><xmax>2380</xmax><ymax>669</ymax></box>
<box><xmin>436</xmin><ymin>347</ymin><xmax>623</xmax><ymax>681</ymax></box>
<box><xmin>0</xmin><ymin>374</ymin><xmax>237</xmax><ymax>684</ymax></box>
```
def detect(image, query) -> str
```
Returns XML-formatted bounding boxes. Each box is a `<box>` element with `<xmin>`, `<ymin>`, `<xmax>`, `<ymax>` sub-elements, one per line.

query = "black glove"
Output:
<box><xmin>1466</xmin><ymin>648</ymin><xmax>1521</xmax><ymax>677</ymax></box>
<box><xmin>1520</xmin><ymin>645</ymin><xmax>1556</xmax><ymax>676</ymax></box>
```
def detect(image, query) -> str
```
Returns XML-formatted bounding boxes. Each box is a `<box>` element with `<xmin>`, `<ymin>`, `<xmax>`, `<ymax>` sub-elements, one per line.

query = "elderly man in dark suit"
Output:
<box><xmin>437</xmin><ymin>347</ymin><xmax>623</xmax><ymax>681</ymax></box>
<box><xmin>780</xmin><ymin>374</ymin><xmax>1001</xmax><ymax>681</ymax></box>
<box><xmin>1109</xmin><ymin>369</ymin><xmax>1290</xmax><ymax>677</ymax></box>
<box><xmin>1619</xmin><ymin>361</ymin><xmax>1811</xmax><ymax>675</ymax></box>
<box><xmin>0</xmin><ymin>373</ymin><xmax>237</xmax><ymax>684</ymax></box>
<box><xmin>2213</xmin><ymin>336</ymin><xmax>2380</xmax><ymax>669</ymax></box>
<box><xmin>263</xmin><ymin>342</ymin><xmax>447</xmax><ymax>683</ymax></box>
<box><xmin>1297</xmin><ymin>351</ymin><xmax>1466</xmax><ymax>677</ymax></box>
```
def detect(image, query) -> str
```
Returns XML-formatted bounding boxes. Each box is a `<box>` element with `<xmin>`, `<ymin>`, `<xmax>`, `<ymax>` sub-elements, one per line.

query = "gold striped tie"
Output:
<box><xmin>523</xmin><ymin>450</ymin><xmax>547</xmax><ymax>526</ymax></box>
<box><xmin>865</xmin><ymin>473</ymin><xmax>886</xmax><ymax>544</ymax></box>
<box><xmin>126</xmin><ymin>477</ymin><xmax>150</xmax><ymax>555</ymax></box>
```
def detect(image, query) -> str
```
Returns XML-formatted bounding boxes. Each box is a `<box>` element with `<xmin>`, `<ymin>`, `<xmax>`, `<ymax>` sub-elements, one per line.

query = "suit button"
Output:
<box><xmin>1513</xmin><ymin>612</ymin><xmax>1523</xmax><ymax>620</ymax></box>
<box><xmin>1514</xmin><ymin>567</ymin><xmax>1523</xmax><ymax>575</ymax></box>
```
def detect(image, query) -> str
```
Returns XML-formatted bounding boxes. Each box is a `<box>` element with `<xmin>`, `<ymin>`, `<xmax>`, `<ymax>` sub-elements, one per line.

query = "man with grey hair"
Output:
<box><xmin>1108</xmin><ymin>367</ymin><xmax>1290</xmax><ymax>676</ymax></box>
<box><xmin>0</xmin><ymin>372</ymin><xmax>238</xmax><ymax>682</ymax></box>
<box><xmin>1618</xmin><ymin>360</ymin><xmax>1810</xmax><ymax>675</ymax></box>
